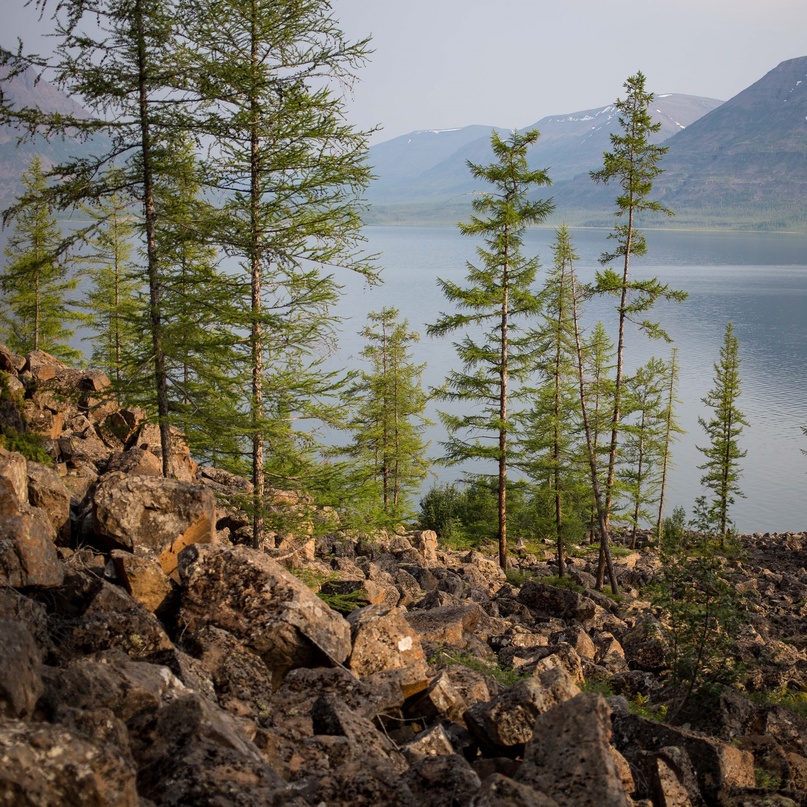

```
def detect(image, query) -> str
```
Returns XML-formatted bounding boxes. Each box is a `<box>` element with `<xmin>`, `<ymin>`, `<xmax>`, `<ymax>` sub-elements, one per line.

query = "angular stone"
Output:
<box><xmin>92</xmin><ymin>472</ymin><xmax>217</xmax><ymax>577</ymax></box>
<box><xmin>178</xmin><ymin>544</ymin><xmax>352</xmax><ymax>682</ymax></box>
<box><xmin>409</xmin><ymin>529</ymin><xmax>439</xmax><ymax>563</ymax></box>
<box><xmin>408</xmin><ymin>669</ymin><xmax>469</xmax><ymax>725</ymax></box>
<box><xmin>405</xmin><ymin>604</ymin><xmax>483</xmax><ymax>648</ymax></box>
<box><xmin>465</xmin><ymin>665</ymin><xmax>581</xmax><ymax>754</ymax></box>
<box><xmin>517</xmin><ymin>579</ymin><xmax>599</xmax><ymax>622</ymax></box>
<box><xmin>23</xmin><ymin>349</ymin><xmax>68</xmax><ymax>381</ymax></box>
<box><xmin>0</xmin><ymin>448</ymin><xmax>27</xmax><ymax>514</ymax></box>
<box><xmin>402</xmin><ymin>723</ymin><xmax>456</xmax><ymax>762</ymax></box>
<box><xmin>612</xmin><ymin>710</ymin><xmax>756</xmax><ymax>803</ymax></box>
<box><xmin>517</xmin><ymin>692</ymin><xmax>630</xmax><ymax>807</ymax></box>
<box><xmin>0</xmin><ymin>508</ymin><xmax>64</xmax><ymax>588</ymax></box>
<box><xmin>27</xmin><ymin>460</ymin><xmax>71</xmax><ymax>543</ymax></box>
<box><xmin>0</xmin><ymin>719</ymin><xmax>138</xmax><ymax>806</ymax></box>
<box><xmin>63</xmin><ymin>581</ymin><xmax>174</xmax><ymax>662</ymax></box>
<box><xmin>472</xmin><ymin>773</ymin><xmax>560</xmax><ymax>806</ymax></box>
<box><xmin>105</xmin><ymin>448</ymin><xmax>163</xmax><ymax>477</ymax></box>
<box><xmin>0</xmin><ymin>343</ymin><xmax>25</xmax><ymax>373</ymax></box>
<box><xmin>129</xmin><ymin>692</ymin><xmax>284</xmax><ymax>806</ymax></box>
<box><xmin>404</xmin><ymin>753</ymin><xmax>482</xmax><ymax>807</ymax></box>
<box><xmin>110</xmin><ymin>550</ymin><xmax>174</xmax><ymax>614</ymax></box>
<box><xmin>0</xmin><ymin>619</ymin><xmax>42</xmax><ymax>719</ymax></box>
<box><xmin>348</xmin><ymin>605</ymin><xmax>429</xmax><ymax>698</ymax></box>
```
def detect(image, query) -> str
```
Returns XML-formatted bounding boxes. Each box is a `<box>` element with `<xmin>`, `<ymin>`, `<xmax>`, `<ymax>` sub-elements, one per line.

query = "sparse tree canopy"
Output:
<box><xmin>696</xmin><ymin>321</ymin><xmax>748</xmax><ymax>545</ymax></box>
<box><xmin>428</xmin><ymin>128</ymin><xmax>553</xmax><ymax>569</ymax></box>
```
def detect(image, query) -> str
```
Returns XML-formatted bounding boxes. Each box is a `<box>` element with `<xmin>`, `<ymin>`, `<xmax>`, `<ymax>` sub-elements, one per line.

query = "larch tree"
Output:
<box><xmin>695</xmin><ymin>321</ymin><xmax>748</xmax><ymax>546</ymax></box>
<box><xmin>520</xmin><ymin>226</ymin><xmax>584</xmax><ymax>576</ymax></box>
<box><xmin>184</xmin><ymin>0</ymin><xmax>376</xmax><ymax>547</ymax></box>
<box><xmin>0</xmin><ymin>156</ymin><xmax>81</xmax><ymax>362</ymax></box>
<box><xmin>81</xmin><ymin>188</ymin><xmax>141</xmax><ymax>387</ymax></box>
<box><xmin>656</xmin><ymin>347</ymin><xmax>683</xmax><ymax>544</ymax></box>
<box><xmin>590</xmin><ymin>71</ymin><xmax>686</xmax><ymax>587</ymax></box>
<box><xmin>1</xmin><ymin>0</ymin><xmax>199</xmax><ymax>476</ymax></box>
<box><xmin>428</xmin><ymin>129</ymin><xmax>553</xmax><ymax>569</ymax></box>
<box><xmin>342</xmin><ymin>307</ymin><xmax>430</xmax><ymax>526</ymax></box>
<box><xmin>619</xmin><ymin>356</ymin><xmax>669</xmax><ymax>549</ymax></box>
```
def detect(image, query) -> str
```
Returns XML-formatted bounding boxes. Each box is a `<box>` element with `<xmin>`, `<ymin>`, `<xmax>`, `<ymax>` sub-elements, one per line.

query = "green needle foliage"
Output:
<box><xmin>341</xmin><ymin>308</ymin><xmax>430</xmax><ymax>527</ymax></box>
<box><xmin>183</xmin><ymin>0</ymin><xmax>376</xmax><ymax>546</ymax></box>
<box><xmin>428</xmin><ymin>129</ymin><xmax>553</xmax><ymax>569</ymax></box>
<box><xmin>695</xmin><ymin>322</ymin><xmax>749</xmax><ymax>546</ymax></box>
<box><xmin>520</xmin><ymin>227</ymin><xmax>588</xmax><ymax>574</ymax></box>
<box><xmin>590</xmin><ymin>71</ymin><xmax>686</xmax><ymax>588</ymax></box>
<box><xmin>0</xmin><ymin>157</ymin><xmax>82</xmax><ymax>362</ymax></box>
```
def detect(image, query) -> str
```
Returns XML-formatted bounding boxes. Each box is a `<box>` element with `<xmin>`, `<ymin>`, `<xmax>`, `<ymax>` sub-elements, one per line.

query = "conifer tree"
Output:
<box><xmin>183</xmin><ymin>0</ymin><xmax>376</xmax><ymax>546</ymax></box>
<box><xmin>520</xmin><ymin>227</ymin><xmax>584</xmax><ymax>575</ymax></box>
<box><xmin>0</xmin><ymin>156</ymin><xmax>81</xmax><ymax>361</ymax></box>
<box><xmin>428</xmin><ymin>129</ymin><xmax>553</xmax><ymax>569</ymax></box>
<box><xmin>1</xmin><ymin>0</ymin><xmax>197</xmax><ymax>475</ymax></box>
<box><xmin>619</xmin><ymin>356</ymin><xmax>669</xmax><ymax>548</ymax></box>
<box><xmin>590</xmin><ymin>71</ymin><xmax>686</xmax><ymax>586</ymax></box>
<box><xmin>81</xmin><ymin>187</ymin><xmax>141</xmax><ymax>387</ymax></box>
<box><xmin>341</xmin><ymin>308</ymin><xmax>430</xmax><ymax>525</ymax></box>
<box><xmin>656</xmin><ymin>348</ymin><xmax>683</xmax><ymax>543</ymax></box>
<box><xmin>695</xmin><ymin>322</ymin><xmax>748</xmax><ymax>545</ymax></box>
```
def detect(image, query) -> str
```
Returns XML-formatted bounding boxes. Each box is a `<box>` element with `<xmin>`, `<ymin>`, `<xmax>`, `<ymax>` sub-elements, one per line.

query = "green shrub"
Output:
<box><xmin>429</xmin><ymin>646</ymin><xmax>528</xmax><ymax>687</ymax></box>
<box><xmin>0</xmin><ymin>371</ymin><xmax>52</xmax><ymax>465</ymax></box>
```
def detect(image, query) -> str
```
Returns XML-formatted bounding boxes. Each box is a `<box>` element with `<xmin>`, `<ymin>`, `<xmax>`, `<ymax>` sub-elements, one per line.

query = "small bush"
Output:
<box><xmin>429</xmin><ymin>646</ymin><xmax>528</xmax><ymax>687</ymax></box>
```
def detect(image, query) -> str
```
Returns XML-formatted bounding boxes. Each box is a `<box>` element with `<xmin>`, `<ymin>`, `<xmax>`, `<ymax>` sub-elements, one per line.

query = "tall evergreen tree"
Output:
<box><xmin>656</xmin><ymin>348</ymin><xmax>683</xmax><ymax>543</ymax></box>
<box><xmin>695</xmin><ymin>322</ymin><xmax>748</xmax><ymax>545</ymax></box>
<box><xmin>619</xmin><ymin>356</ymin><xmax>669</xmax><ymax>548</ymax></box>
<box><xmin>0</xmin><ymin>156</ymin><xmax>81</xmax><ymax>361</ymax></box>
<box><xmin>590</xmin><ymin>71</ymin><xmax>686</xmax><ymax>586</ymax></box>
<box><xmin>342</xmin><ymin>307</ymin><xmax>430</xmax><ymax>525</ymax></box>
<box><xmin>520</xmin><ymin>227</ymin><xmax>584</xmax><ymax>575</ymax></box>
<box><xmin>184</xmin><ymin>0</ymin><xmax>376</xmax><ymax>546</ymax></box>
<box><xmin>81</xmin><ymin>187</ymin><xmax>141</xmax><ymax>387</ymax></box>
<box><xmin>1</xmin><ymin>0</ymin><xmax>197</xmax><ymax>475</ymax></box>
<box><xmin>429</xmin><ymin>129</ymin><xmax>553</xmax><ymax>569</ymax></box>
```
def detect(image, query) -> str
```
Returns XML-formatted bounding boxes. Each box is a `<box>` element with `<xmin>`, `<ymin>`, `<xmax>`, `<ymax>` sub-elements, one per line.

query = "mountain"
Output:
<box><xmin>551</xmin><ymin>57</ymin><xmax>807</xmax><ymax>229</ymax></box>
<box><xmin>365</xmin><ymin>94</ymin><xmax>723</xmax><ymax>213</ymax></box>
<box><xmin>0</xmin><ymin>65</ymin><xmax>98</xmax><ymax>210</ymax></box>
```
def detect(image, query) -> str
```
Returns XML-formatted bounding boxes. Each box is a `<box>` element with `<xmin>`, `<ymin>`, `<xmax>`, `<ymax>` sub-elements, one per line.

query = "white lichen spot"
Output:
<box><xmin>398</xmin><ymin>636</ymin><xmax>413</xmax><ymax>652</ymax></box>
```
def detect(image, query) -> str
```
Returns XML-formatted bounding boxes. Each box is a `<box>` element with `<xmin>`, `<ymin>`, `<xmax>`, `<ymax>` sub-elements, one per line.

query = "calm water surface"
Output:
<box><xmin>332</xmin><ymin>226</ymin><xmax>807</xmax><ymax>534</ymax></box>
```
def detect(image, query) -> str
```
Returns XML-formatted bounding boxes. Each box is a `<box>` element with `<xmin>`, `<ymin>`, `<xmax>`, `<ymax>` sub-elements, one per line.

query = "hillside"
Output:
<box><xmin>366</xmin><ymin>94</ymin><xmax>722</xmax><ymax>212</ymax></box>
<box><xmin>2</xmin><ymin>343</ymin><xmax>807</xmax><ymax>805</ymax></box>
<box><xmin>553</xmin><ymin>56</ymin><xmax>807</xmax><ymax>230</ymax></box>
<box><xmin>0</xmin><ymin>65</ymin><xmax>98</xmax><ymax>210</ymax></box>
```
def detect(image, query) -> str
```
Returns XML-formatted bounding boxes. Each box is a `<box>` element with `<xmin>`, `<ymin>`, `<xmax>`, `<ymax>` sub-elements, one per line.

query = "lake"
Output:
<box><xmin>330</xmin><ymin>226</ymin><xmax>807</xmax><ymax>534</ymax></box>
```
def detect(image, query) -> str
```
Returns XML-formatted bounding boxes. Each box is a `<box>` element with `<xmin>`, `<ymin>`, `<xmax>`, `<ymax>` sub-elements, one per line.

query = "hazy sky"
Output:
<box><xmin>336</xmin><ymin>0</ymin><xmax>807</xmax><ymax>142</ymax></box>
<box><xmin>7</xmin><ymin>0</ymin><xmax>807</xmax><ymax>144</ymax></box>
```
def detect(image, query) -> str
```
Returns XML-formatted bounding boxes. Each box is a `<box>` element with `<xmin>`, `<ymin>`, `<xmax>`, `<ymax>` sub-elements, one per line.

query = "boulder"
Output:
<box><xmin>92</xmin><ymin>472</ymin><xmax>217</xmax><ymax>577</ymax></box>
<box><xmin>26</xmin><ymin>460</ymin><xmax>71</xmax><ymax>543</ymax></box>
<box><xmin>105</xmin><ymin>448</ymin><xmax>163</xmax><ymax>477</ymax></box>
<box><xmin>465</xmin><ymin>665</ymin><xmax>581</xmax><ymax>755</ymax></box>
<box><xmin>409</xmin><ymin>529</ymin><xmax>439</xmax><ymax>563</ymax></box>
<box><xmin>0</xmin><ymin>619</ymin><xmax>42</xmax><ymax>719</ymax></box>
<box><xmin>178</xmin><ymin>544</ymin><xmax>352</xmax><ymax>684</ymax></box>
<box><xmin>612</xmin><ymin>710</ymin><xmax>756</xmax><ymax>803</ymax></box>
<box><xmin>109</xmin><ymin>550</ymin><xmax>175</xmax><ymax>614</ymax></box>
<box><xmin>348</xmin><ymin>605</ymin><xmax>429</xmax><ymax>697</ymax></box>
<box><xmin>471</xmin><ymin>773</ymin><xmax>560</xmax><ymax>806</ymax></box>
<box><xmin>405</xmin><ymin>603</ymin><xmax>483</xmax><ymax>648</ymax></box>
<box><xmin>0</xmin><ymin>508</ymin><xmax>64</xmax><ymax>588</ymax></box>
<box><xmin>517</xmin><ymin>580</ymin><xmax>598</xmax><ymax>623</ymax></box>
<box><xmin>0</xmin><ymin>719</ymin><xmax>139</xmax><ymax>807</ymax></box>
<box><xmin>0</xmin><ymin>449</ymin><xmax>28</xmax><ymax>513</ymax></box>
<box><xmin>517</xmin><ymin>692</ymin><xmax>630</xmax><ymax>807</ymax></box>
<box><xmin>404</xmin><ymin>753</ymin><xmax>482</xmax><ymax>807</ymax></box>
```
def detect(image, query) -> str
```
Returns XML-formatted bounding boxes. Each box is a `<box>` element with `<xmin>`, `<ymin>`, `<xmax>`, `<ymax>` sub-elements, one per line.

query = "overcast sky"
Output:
<box><xmin>7</xmin><ymin>0</ymin><xmax>807</xmax><ymax>144</ymax></box>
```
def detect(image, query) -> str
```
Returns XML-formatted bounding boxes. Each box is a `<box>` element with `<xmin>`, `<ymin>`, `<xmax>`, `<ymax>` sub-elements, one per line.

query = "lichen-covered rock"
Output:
<box><xmin>0</xmin><ymin>507</ymin><xmax>64</xmax><ymax>588</ymax></box>
<box><xmin>405</xmin><ymin>603</ymin><xmax>483</xmax><ymax>648</ymax></box>
<box><xmin>26</xmin><ymin>460</ymin><xmax>71</xmax><ymax>543</ymax></box>
<box><xmin>517</xmin><ymin>580</ymin><xmax>598</xmax><ymax>623</ymax></box>
<box><xmin>178</xmin><ymin>544</ymin><xmax>352</xmax><ymax>684</ymax></box>
<box><xmin>517</xmin><ymin>692</ymin><xmax>630</xmax><ymax>807</ymax></box>
<box><xmin>0</xmin><ymin>719</ymin><xmax>139</xmax><ymax>807</ymax></box>
<box><xmin>105</xmin><ymin>448</ymin><xmax>163</xmax><ymax>477</ymax></box>
<box><xmin>0</xmin><ymin>449</ymin><xmax>27</xmax><ymax>514</ymax></box>
<box><xmin>0</xmin><ymin>620</ymin><xmax>42</xmax><ymax>719</ymax></box>
<box><xmin>92</xmin><ymin>472</ymin><xmax>216</xmax><ymax>577</ymax></box>
<box><xmin>347</xmin><ymin>604</ymin><xmax>429</xmax><ymax>698</ymax></box>
<box><xmin>465</xmin><ymin>665</ymin><xmax>581</xmax><ymax>755</ymax></box>
<box><xmin>109</xmin><ymin>550</ymin><xmax>174</xmax><ymax>614</ymax></box>
<box><xmin>404</xmin><ymin>753</ymin><xmax>482</xmax><ymax>807</ymax></box>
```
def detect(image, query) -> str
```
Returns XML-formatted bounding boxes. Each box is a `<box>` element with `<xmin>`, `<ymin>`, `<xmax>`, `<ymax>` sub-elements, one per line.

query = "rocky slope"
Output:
<box><xmin>1</xmin><ymin>343</ymin><xmax>807</xmax><ymax>806</ymax></box>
